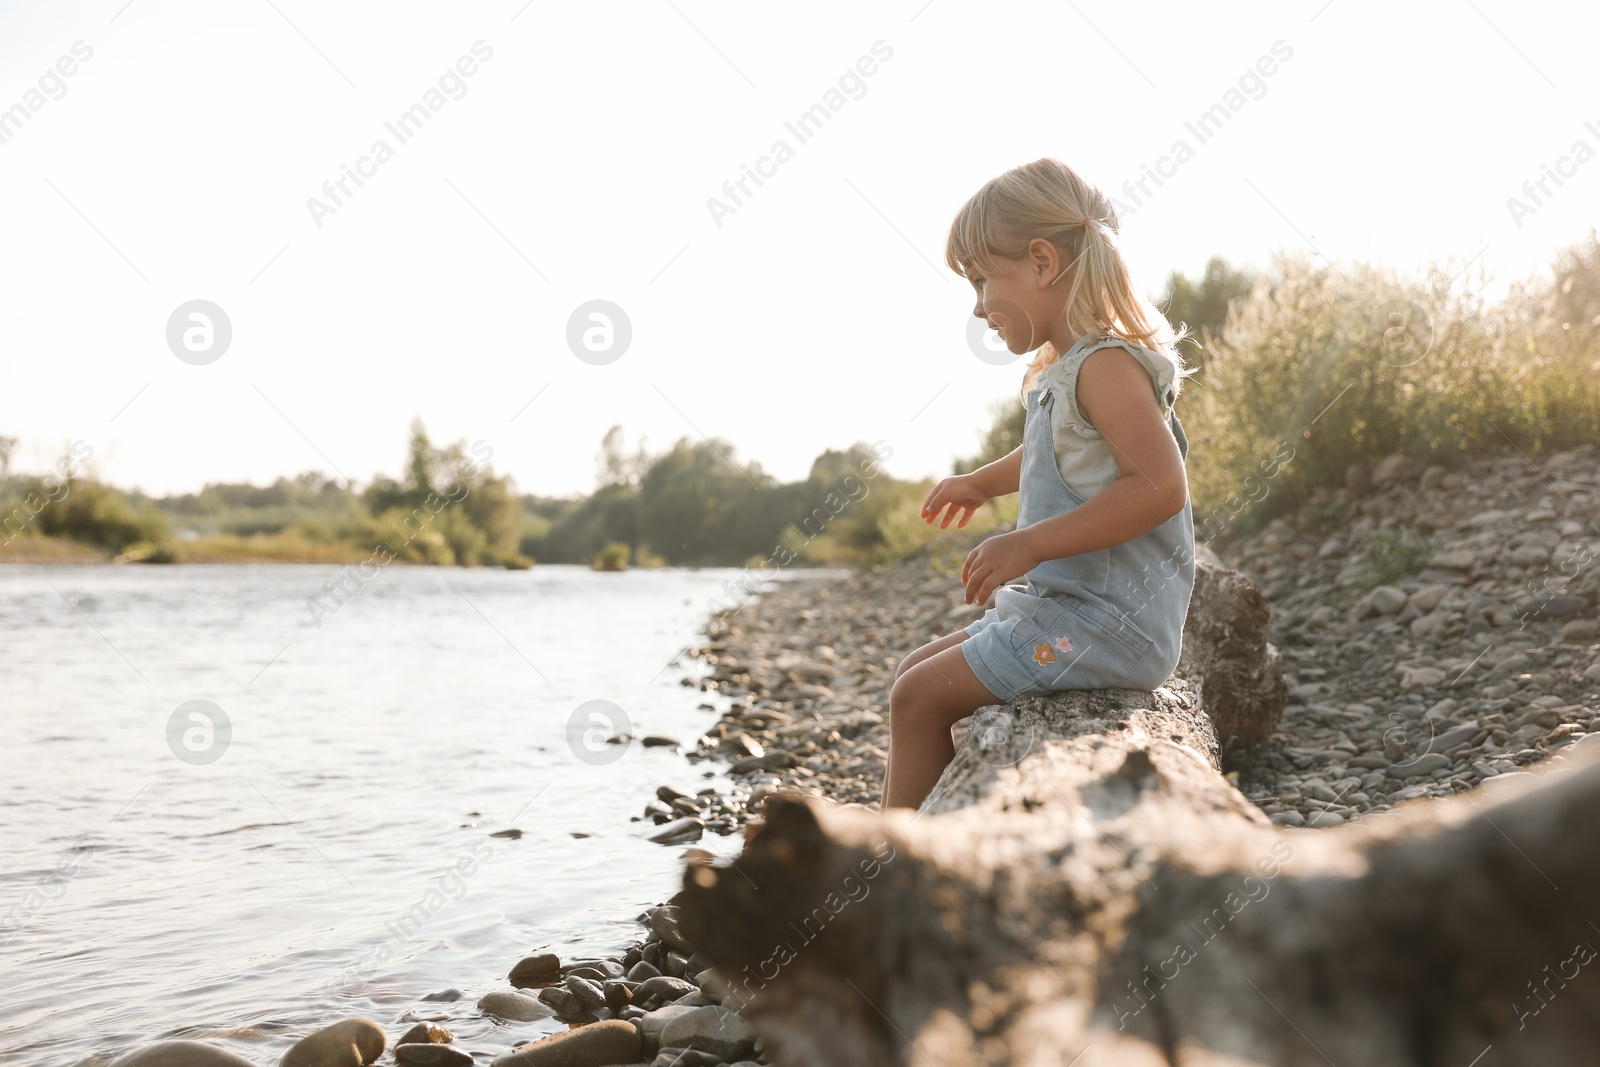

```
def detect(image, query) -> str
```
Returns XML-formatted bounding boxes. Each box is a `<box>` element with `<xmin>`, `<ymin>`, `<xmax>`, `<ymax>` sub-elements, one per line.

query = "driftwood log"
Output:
<box><xmin>676</xmin><ymin>547</ymin><xmax>1600</xmax><ymax>1065</ymax></box>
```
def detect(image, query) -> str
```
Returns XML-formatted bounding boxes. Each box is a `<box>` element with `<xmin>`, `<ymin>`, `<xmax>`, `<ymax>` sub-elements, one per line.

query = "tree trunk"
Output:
<box><xmin>675</xmin><ymin>550</ymin><xmax>1600</xmax><ymax>1066</ymax></box>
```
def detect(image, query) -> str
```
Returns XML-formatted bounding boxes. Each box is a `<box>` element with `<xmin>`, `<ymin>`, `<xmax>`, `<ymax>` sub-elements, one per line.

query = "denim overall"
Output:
<box><xmin>960</xmin><ymin>336</ymin><xmax>1196</xmax><ymax>701</ymax></box>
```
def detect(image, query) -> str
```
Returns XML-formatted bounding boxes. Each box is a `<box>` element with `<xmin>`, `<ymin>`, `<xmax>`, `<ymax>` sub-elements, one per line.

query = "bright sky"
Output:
<box><xmin>3</xmin><ymin>0</ymin><xmax>1597</xmax><ymax>498</ymax></box>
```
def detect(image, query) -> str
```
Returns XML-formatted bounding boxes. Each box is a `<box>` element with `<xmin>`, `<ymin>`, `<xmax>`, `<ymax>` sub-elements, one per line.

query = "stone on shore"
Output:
<box><xmin>657</xmin><ymin>1004</ymin><xmax>758</xmax><ymax>1061</ymax></box>
<box><xmin>110</xmin><ymin>1041</ymin><xmax>258</xmax><ymax>1067</ymax></box>
<box><xmin>478</xmin><ymin>990</ymin><xmax>551</xmax><ymax>1022</ymax></box>
<box><xmin>394</xmin><ymin>1044</ymin><xmax>473</xmax><ymax>1067</ymax></box>
<box><xmin>489</xmin><ymin>1018</ymin><xmax>641</xmax><ymax>1067</ymax></box>
<box><xmin>279</xmin><ymin>1018</ymin><xmax>386</xmax><ymax>1067</ymax></box>
<box><xmin>395</xmin><ymin>1023</ymin><xmax>452</xmax><ymax>1047</ymax></box>
<box><xmin>509</xmin><ymin>952</ymin><xmax>562</xmax><ymax>986</ymax></box>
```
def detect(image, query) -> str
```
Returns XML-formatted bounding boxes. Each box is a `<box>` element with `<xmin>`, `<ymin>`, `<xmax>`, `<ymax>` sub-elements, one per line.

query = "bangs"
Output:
<box><xmin>945</xmin><ymin>190</ymin><xmax>1010</xmax><ymax>282</ymax></box>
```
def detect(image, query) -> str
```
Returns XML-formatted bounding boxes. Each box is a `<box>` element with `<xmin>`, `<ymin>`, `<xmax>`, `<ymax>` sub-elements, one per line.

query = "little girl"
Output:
<box><xmin>880</xmin><ymin>157</ymin><xmax>1198</xmax><ymax>811</ymax></box>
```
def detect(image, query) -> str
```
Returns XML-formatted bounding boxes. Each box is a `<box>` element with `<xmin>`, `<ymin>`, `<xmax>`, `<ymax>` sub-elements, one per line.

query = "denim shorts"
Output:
<box><xmin>959</xmin><ymin>587</ymin><xmax>1163</xmax><ymax>703</ymax></box>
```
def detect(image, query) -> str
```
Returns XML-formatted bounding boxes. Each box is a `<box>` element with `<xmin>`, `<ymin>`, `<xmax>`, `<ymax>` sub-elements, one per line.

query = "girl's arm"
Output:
<box><xmin>921</xmin><ymin>445</ymin><xmax>1021</xmax><ymax>529</ymax></box>
<box><xmin>968</xmin><ymin>445</ymin><xmax>1023</xmax><ymax>498</ymax></box>
<box><xmin>1018</xmin><ymin>348</ymin><xmax>1187</xmax><ymax>563</ymax></box>
<box><xmin>962</xmin><ymin>349</ymin><xmax>1186</xmax><ymax>604</ymax></box>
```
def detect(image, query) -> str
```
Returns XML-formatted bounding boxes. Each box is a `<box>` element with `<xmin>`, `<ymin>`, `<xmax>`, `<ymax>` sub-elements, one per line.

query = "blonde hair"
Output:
<box><xmin>945</xmin><ymin>157</ymin><xmax>1196</xmax><ymax>396</ymax></box>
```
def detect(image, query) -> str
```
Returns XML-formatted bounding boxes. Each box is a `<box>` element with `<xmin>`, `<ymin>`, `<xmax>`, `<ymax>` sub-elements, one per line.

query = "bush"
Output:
<box><xmin>593</xmin><ymin>541</ymin><xmax>630</xmax><ymax>571</ymax></box>
<box><xmin>26</xmin><ymin>477</ymin><xmax>169</xmax><ymax>553</ymax></box>
<box><xmin>1182</xmin><ymin>238</ymin><xmax>1600</xmax><ymax>544</ymax></box>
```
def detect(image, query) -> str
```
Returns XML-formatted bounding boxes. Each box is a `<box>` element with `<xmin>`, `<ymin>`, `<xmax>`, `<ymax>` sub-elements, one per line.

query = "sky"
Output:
<box><xmin>2</xmin><ymin>0</ymin><xmax>1597</xmax><ymax>499</ymax></box>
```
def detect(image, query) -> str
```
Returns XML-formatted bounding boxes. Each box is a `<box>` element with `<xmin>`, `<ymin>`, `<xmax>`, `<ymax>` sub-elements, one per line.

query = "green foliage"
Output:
<box><xmin>1159</xmin><ymin>255</ymin><xmax>1259</xmax><ymax>374</ymax></box>
<box><xmin>22</xmin><ymin>477</ymin><xmax>169</xmax><ymax>552</ymax></box>
<box><xmin>1185</xmin><ymin>235</ymin><xmax>1600</xmax><ymax>542</ymax></box>
<box><xmin>1358</xmin><ymin>525</ymin><xmax>1434</xmax><ymax>590</ymax></box>
<box><xmin>593</xmin><ymin>541</ymin><xmax>630</xmax><ymax>571</ymax></box>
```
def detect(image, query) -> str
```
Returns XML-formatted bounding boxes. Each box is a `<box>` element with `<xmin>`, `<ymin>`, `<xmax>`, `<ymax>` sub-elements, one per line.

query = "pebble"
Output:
<box><xmin>280</xmin><ymin>1019</ymin><xmax>386</xmax><ymax>1067</ymax></box>
<box><xmin>395</xmin><ymin>1024</ymin><xmax>452</xmax><ymax>1047</ymax></box>
<box><xmin>646</xmin><ymin>817</ymin><xmax>704</xmax><ymax>845</ymax></box>
<box><xmin>394</xmin><ymin>1045</ymin><xmax>473</xmax><ymax>1067</ymax></box>
<box><xmin>658</xmin><ymin>1005</ymin><xmax>759</xmax><ymax>1061</ymax></box>
<box><xmin>109</xmin><ymin>1042</ymin><xmax>257</xmax><ymax>1067</ymax></box>
<box><xmin>490</xmin><ymin>1019</ymin><xmax>641</xmax><ymax>1067</ymax></box>
<box><xmin>509</xmin><ymin>952</ymin><xmax>562</xmax><ymax>987</ymax></box>
<box><xmin>457</xmin><ymin>443</ymin><xmax>1600</xmax><ymax>1066</ymax></box>
<box><xmin>477</xmin><ymin>990</ymin><xmax>551</xmax><ymax>1022</ymax></box>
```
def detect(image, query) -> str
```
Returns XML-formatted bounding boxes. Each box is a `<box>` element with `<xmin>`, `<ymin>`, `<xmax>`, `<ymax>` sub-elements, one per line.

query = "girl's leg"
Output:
<box><xmin>883</xmin><ymin>630</ymin><xmax>972</xmax><ymax>803</ymax></box>
<box><xmin>893</xmin><ymin>629</ymin><xmax>970</xmax><ymax>680</ymax></box>
<box><xmin>882</xmin><ymin>644</ymin><xmax>1003</xmax><ymax>810</ymax></box>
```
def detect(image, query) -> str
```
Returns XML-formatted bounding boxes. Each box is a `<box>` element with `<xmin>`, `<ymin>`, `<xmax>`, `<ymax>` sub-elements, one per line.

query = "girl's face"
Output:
<box><xmin>966</xmin><ymin>242</ymin><xmax>1074</xmax><ymax>354</ymax></box>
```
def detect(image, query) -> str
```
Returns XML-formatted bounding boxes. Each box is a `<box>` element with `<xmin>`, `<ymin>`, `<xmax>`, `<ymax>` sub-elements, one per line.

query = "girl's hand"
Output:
<box><xmin>961</xmin><ymin>530</ymin><xmax>1039</xmax><ymax>606</ymax></box>
<box><xmin>921</xmin><ymin>473</ymin><xmax>989</xmax><ymax>529</ymax></box>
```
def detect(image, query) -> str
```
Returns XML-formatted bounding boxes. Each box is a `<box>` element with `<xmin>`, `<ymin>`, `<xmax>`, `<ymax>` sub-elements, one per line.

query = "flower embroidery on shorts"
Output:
<box><xmin>1053</xmin><ymin>634</ymin><xmax>1074</xmax><ymax>654</ymax></box>
<box><xmin>1032</xmin><ymin>643</ymin><xmax>1056</xmax><ymax>666</ymax></box>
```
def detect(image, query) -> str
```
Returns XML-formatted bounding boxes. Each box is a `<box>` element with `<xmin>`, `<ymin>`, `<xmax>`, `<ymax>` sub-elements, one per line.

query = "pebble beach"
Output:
<box><xmin>112</xmin><ymin>442</ymin><xmax>1600</xmax><ymax>1067</ymax></box>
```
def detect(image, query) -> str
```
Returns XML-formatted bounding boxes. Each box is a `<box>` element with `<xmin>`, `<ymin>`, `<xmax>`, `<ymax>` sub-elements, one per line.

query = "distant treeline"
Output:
<box><xmin>5</xmin><ymin>235</ymin><xmax>1598</xmax><ymax>568</ymax></box>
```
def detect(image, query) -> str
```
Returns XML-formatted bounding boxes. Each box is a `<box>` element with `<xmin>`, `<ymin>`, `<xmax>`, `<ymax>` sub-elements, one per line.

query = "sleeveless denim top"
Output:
<box><xmin>1005</xmin><ymin>332</ymin><xmax>1195</xmax><ymax>689</ymax></box>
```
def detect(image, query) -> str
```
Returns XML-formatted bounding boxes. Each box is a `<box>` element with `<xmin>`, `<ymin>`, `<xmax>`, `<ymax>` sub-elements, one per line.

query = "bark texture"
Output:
<box><xmin>675</xmin><ymin>551</ymin><xmax>1600</xmax><ymax>1066</ymax></box>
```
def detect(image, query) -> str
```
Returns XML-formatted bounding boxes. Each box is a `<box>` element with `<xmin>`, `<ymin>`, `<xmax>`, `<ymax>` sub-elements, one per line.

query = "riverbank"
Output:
<box><xmin>103</xmin><ymin>442</ymin><xmax>1600</xmax><ymax>1066</ymax></box>
<box><xmin>448</xmin><ymin>443</ymin><xmax>1600</xmax><ymax>1065</ymax></box>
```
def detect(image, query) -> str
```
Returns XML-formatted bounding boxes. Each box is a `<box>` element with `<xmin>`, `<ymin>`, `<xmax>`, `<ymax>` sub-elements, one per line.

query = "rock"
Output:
<box><xmin>642</xmin><ymin>735</ymin><xmax>683</xmax><ymax>748</ymax></box>
<box><xmin>658</xmin><ymin>1004</ymin><xmax>759</xmax><ymax>1062</ymax></box>
<box><xmin>490</xmin><ymin>828</ymin><xmax>523</xmax><ymax>839</ymax></box>
<box><xmin>1307</xmin><ymin>811</ymin><xmax>1345</xmax><ymax>828</ymax></box>
<box><xmin>1423</xmin><ymin>723</ymin><xmax>1482</xmax><ymax>754</ymax></box>
<box><xmin>1371</xmin><ymin>454</ymin><xmax>1416</xmax><ymax>486</ymax></box>
<box><xmin>1387</xmin><ymin>753</ymin><xmax>1451</xmax><ymax>778</ymax></box>
<box><xmin>1559</xmin><ymin>619</ymin><xmax>1600</xmax><ymax>644</ymax></box>
<box><xmin>509</xmin><ymin>952</ymin><xmax>562</xmax><ymax>986</ymax></box>
<box><xmin>395</xmin><ymin>1024</ymin><xmax>452</xmax><ymax>1047</ymax></box>
<box><xmin>647</xmin><ymin>817</ymin><xmax>704</xmax><ymax>845</ymax></box>
<box><xmin>1344</xmin><ymin>462</ymin><xmax>1372</xmax><ymax>497</ymax></box>
<box><xmin>534</xmin><ymin>986</ymin><xmax>582</xmax><ymax>1014</ymax></box>
<box><xmin>419</xmin><ymin>989</ymin><xmax>463</xmax><ymax>1002</ymax></box>
<box><xmin>1431</xmin><ymin>548</ymin><xmax>1477</xmax><ymax>570</ymax></box>
<box><xmin>564</xmin><ymin>975</ymin><xmax>607</xmax><ymax>1010</ymax></box>
<box><xmin>478</xmin><ymin>990</ymin><xmax>550</xmax><ymax>1022</ymax></box>
<box><xmin>490</xmin><ymin>1019</ymin><xmax>642</xmax><ymax>1067</ymax></box>
<box><xmin>280</xmin><ymin>1019</ymin><xmax>386</xmax><ymax>1067</ymax></box>
<box><xmin>1400</xmin><ymin>666</ymin><xmax>1446</xmax><ymax>690</ymax></box>
<box><xmin>634</xmin><ymin>974</ymin><xmax>697</xmax><ymax>1005</ymax></box>
<box><xmin>653</xmin><ymin>1049</ymin><xmax>722</xmax><ymax>1067</ymax></box>
<box><xmin>603</xmin><ymin>979</ymin><xmax>634</xmax><ymax>1012</ymax></box>
<box><xmin>1270</xmin><ymin>810</ymin><xmax>1305</xmax><ymax>826</ymax></box>
<box><xmin>394</xmin><ymin>1045</ymin><xmax>473</xmax><ymax>1067</ymax></box>
<box><xmin>627</xmin><ymin>959</ymin><xmax>663</xmax><ymax>981</ymax></box>
<box><xmin>1514</xmin><ymin>593</ymin><xmax>1590</xmax><ymax>618</ymax></box>
<box><xmin>649</xmin><ymin>906</ymin><xmax>694</xmax><ymax>954</ymax></box>
<box><xmin>1408</xmin><ymin>583</ymin><xmax>1454</xmax><ymax>613</ymax></box>
<box><xmin>635</xmin><ymin>1004</ymin><xmax>702</xmax><ymax>1056</ymax></box>
<box><xmin>110</xmin><ymin>1042</ymin><xmax>257</xmax><ymax>1067</ymax></box>
<box><xmin>1514</xmin><ymin>707</ymin><xmax>1562</xmax><ymax>731</ymax></box>
<box><xmin>1366</xmin><ymin>585</ymin><xmax>1410</xmax><ymax>616</ymax></box>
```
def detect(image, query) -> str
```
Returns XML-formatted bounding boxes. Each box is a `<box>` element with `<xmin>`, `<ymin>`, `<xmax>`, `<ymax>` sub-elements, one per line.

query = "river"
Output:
<box><xmin>0</xmin><ymin>562</ymin><xmax>819</xmax><ymax>1066</ymax></box>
